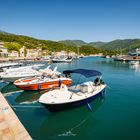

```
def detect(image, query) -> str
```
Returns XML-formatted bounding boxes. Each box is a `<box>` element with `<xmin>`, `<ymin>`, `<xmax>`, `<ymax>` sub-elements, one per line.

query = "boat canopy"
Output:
<box><xmin>63</xmin><ymin>69</ymin><xmax>102</xmax><ymax>78</ymax></box>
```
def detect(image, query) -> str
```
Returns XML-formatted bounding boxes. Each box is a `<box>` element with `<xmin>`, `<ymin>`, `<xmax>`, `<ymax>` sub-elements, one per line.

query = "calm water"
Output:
<box><xmin>1</xmin><ymin>57</ymin><xmax>140</xmax><ymax>140</ymax></box>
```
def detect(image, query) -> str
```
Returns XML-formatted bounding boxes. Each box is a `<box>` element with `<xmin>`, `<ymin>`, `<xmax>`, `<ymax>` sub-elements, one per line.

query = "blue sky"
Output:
<box><xmin>0</xmin><ymin>0</ymin><xmax>140</xmax><ymax>42</ymax></box>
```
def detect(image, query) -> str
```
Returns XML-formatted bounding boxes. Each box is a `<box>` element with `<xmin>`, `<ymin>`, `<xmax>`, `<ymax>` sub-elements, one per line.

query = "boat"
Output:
<box><xmin>0</xmin><ymin>62</ymin><xmax>23</xmax><ymax>69</ymax></box>
<box><xmin>0</xmin><ymin>64</ymin><xmax>44</xmax><ymax>82</ymax></box>
<box><xmin>39</xmin><ymin>69</ymin><xmax>106</xmax><ymax>112</ymax></box>
<box><xmin>0</xmin><ymin>69</ymin><xmax>39</xmax><ymax>82</ymax></box>
<box><xmin>129</xmin><ymin>61</ymin><xmax>139</xmax><ymax>65</ymax></box>
<box><xmin>14</xmin><ymin>76</ymin><xmax>72</xmax><ymax>91</ymax></box>
<box><xmin>38</xmin><ymin>65</ymin><xmax>61</xmax><ymax>76</ymax></box>
<box><xmin>14</xmin><ymin>67</ymin><xmax>72</xmax><ymax>91</ymax></box>
<box><xmin>52</xmin><ymin>56</ymin><xmax>73</xmax><ymax>63</ymax></box>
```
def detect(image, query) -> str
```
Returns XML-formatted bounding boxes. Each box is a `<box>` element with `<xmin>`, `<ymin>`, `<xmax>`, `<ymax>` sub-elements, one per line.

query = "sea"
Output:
<box><xmin>1</xmin><ymin>56</ymin><xmax>140</xmax><ymax>140</ymax></box>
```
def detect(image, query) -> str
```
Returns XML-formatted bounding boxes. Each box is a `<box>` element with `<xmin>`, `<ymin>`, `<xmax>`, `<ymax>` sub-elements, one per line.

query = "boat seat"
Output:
<box><xmin>60</xmin><ymin>84</ymin><xmax>68</xmax><ymax>92</ymax></box>
<box><xmin>79</xmin><ymin>83</ymin><xmax>95</xmax><ymax>93</ymax></box>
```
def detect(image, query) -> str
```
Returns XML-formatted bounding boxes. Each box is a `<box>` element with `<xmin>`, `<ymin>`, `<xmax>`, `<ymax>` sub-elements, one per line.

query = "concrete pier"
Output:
<box><xmin>0</xmin><ymin>93</ymin><xmax>32</xmax><ymax>140</ymax></box>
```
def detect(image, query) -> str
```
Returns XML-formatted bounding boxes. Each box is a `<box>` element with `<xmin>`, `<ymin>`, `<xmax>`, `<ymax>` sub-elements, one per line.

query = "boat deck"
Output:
<box><xmin>0</xmin><ymin>93</ymin><xmax>32</xmax><ymax>140</ymax></box>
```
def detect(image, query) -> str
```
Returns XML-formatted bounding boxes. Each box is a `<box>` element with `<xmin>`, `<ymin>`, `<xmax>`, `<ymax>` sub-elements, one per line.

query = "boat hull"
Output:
<box><xmin>40</xmin><ymin>88</ymin><xmax>105</xmax><ymax>112</ymax></box>
<box><xmin>52</xmin><ymin>60</ymin><xmax>72</xmax><ymax>63</ymax></box>
<box><xmin>15</xmin><ymin>80</ymin><xmax>72</xmax><ymax>91</ymax></box>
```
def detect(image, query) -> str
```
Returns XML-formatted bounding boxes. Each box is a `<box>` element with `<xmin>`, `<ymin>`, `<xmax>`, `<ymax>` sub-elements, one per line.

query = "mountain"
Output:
<box><xmin>59</xmin><ymin>40</ymin><xmax>87</xmax><ymax>46</ymax></box>
<box><xmin>88</xmin><ymin>41</ymin><xmax>107</xmax><ymax>47</ymax></box>
<box><xmin>59</xmin><ymin>40</ymin><xmax>108</xmax><ymax>48</ymax></box>
<box><xmin>0</xmin><ymin>31</ymin><xmax>107</xmax><ymax>55</ymax></box>
<box><xmin>59</xmin><ymin>39</ymin><xmax>140</xmax><ymax>53</ymax></box>
<box><xmin>100</xmin><ymin>39</ymin><xmax>140</xmax><ymax>52</ymax></box>
<box><xmin>1</xmin><ymin>30</ymin><xmax>139</xmax><ymax>54</ymax></box>
<box><xmin>0</xmin><ymin>30</ymin><xmax>11</xmax><ymax>35</ymax></box>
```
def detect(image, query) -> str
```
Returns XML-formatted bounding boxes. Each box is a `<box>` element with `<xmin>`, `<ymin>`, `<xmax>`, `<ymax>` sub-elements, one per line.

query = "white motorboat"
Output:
<box><xmin>52</xmin><ymin>57</ymin><xmax>73</xmax><ymax>63</ymax></box>
<box><xmin>0</xmin><ymin>62</ymin><xmax>22</xmax><ymax>68</ymax></box>
<box><xmin>0</xmin><ymin>68</ymin><xmax>39</xmax><ymax>82</ymax></box>
<box><xmin>39</xmin><ymin>69</ymin><xmax>106</xmax><ymax>112</ymax></box>
<box><xmin>0</xmin><ymin>64</ymin><xmax>44</xmax><ymax>82</ymax></box>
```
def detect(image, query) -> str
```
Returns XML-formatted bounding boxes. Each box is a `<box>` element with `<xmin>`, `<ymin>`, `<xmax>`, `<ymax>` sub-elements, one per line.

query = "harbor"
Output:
<box><xmin>1</xmin><ymin>0</ymin><xmax>140</xmax><ymax>139</ymax></box>
<box><xmin>0</xmin><ymin>56</ymin><xmax>140</xmax><ymax>140</ymax></box>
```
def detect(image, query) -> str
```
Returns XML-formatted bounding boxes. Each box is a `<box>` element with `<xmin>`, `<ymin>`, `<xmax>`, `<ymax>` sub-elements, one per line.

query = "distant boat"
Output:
<box><xmin>129</xmin><ymin>61</ymin><xmax>139</xmax><ymax>65</ymax></box>
<box><xmin>39</xmin><ymin>69</ymin><xmax>106</xmax><ymax>112</ymax></box>
<box><xmin>52</xmin><ymin>57</ymin><xmax>73</xmax><ymax>63</ymax></box>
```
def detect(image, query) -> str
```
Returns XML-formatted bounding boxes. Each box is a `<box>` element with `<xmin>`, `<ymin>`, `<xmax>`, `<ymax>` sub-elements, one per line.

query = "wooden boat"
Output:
<box><xmin>14</xmin><ymin>76</ymin><xmax>72</xmax><ymax>91</ymax></box>
<box><xmin>39</xmin><ymin>69</ymin><xmax>106</xmax><ymax>112</ymax></box>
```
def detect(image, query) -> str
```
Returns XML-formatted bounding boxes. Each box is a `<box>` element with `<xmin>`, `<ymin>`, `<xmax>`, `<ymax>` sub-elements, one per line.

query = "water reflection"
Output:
<box><xmin>94</xmin><ymin>60</ymin><xmax>128</xmax><ymax>68</ymax></box>
<box><xmin>129</xmin><ymin>64</ymin><xmax>140</xmax><ymax>73</ymax></box>
<box><xmin>0</xmin><ymin>80</ymin><xmax>9</xmax><ymax>90</ymax></box>
<box><xmin>40</xmin><ymin>96</ymin><xmax>104</xmax><ymax>139</ymax></box>
<box><xmin>1</xmin><ymin>83</ymin><xmax>21</xmax><ymax>96</ymax></box>
<box><xmin>15</xmin><ymin>90</ymin><xmax>48</xmax><ymax>104</ymax></box>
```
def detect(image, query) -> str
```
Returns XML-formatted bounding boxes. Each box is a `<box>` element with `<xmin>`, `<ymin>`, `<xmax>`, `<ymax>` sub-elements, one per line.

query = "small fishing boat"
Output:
<box><xmin>14</xmin><ymin>76</ymin><xmax>72</xmax><ymax>91</ymax></box>
<box><xmin>39</xmin><ymin>69</ymin><xmax>106</xmax><ymax>112</ymax></box>
<box><xmin>14</xmin><ymin>67</ymin><xmax>72</xmax><ymax>90</ymax></box>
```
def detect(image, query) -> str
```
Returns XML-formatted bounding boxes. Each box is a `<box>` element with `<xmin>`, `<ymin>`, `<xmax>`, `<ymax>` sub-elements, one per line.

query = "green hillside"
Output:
<box><xmin>100</xmin><ymin>39</ymin><xmax>140</xmax><ymax>53</ymax></box>
<box><xmin>59</xmin><ymin>40</ymin><xmax>87</xmax><ymax>46</ymax></box>
<box><xmin>0</xmin><ymin>31</ymin><xmax>115</xmax><ymax>55</ymax></box>
<box><xmin>88</xmin><ymin>42</ymin><xmax>107</xmax><ymax>47</ymax></box>
<box><xmin>59</xmin><ymin>39</ymin><xmax>140</xmax><ymax>54</ymax></box>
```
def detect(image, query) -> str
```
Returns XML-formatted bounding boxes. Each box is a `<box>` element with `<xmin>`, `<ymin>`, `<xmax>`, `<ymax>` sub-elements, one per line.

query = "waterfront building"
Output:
<box><xmin>0</xmin><ymin>42</ymin><xmax>8</xmax><ymax>57</ymax></box>
<box><xmin>26</xmin><ymin>48</ymin><xmax>42</xmax><ymax>58</ymax></box>
<box><xmin>8</xmin><ymin>50</ymin><xmax>19</xmax><ymax>58</ymax></box>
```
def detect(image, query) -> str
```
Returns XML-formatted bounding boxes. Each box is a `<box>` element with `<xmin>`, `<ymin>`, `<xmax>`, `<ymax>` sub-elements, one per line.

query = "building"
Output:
<box><xmin>8</xmin><ymin>50</ymin><xmax>19</xmax><ymax>58</ymax></box>
<box><xmin>0</xmin><ymin>42</ymin><xmax>8</xmax><ymax>57</ymax></box>
<box><xmin>19</xmin><ymin>46</ymin><xmax>25</xmax><ymax>57</ymax></box>
<box><xmin>26</xmin><ymin>48</ymin><xmax>42</xmax><ymax>58</ymax></box>
<box><xmin>68</xmin><ymin>51</ymin><xmax>77</xmax><ymax>57</ymax></box>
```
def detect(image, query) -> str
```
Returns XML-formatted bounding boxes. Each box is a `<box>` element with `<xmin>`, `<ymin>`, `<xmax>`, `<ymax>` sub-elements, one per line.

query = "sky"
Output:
<box><xmin>0</xmin><ymin>0</ymin><xmax>140</xmax><ymax>42</ymax></box>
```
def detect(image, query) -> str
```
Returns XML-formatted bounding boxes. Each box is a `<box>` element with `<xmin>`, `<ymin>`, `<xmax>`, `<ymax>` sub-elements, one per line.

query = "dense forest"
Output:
<box><xmin>0</xmin><ymin>31</ymin><xmax>117</xmax><ymax>56</ymax></box>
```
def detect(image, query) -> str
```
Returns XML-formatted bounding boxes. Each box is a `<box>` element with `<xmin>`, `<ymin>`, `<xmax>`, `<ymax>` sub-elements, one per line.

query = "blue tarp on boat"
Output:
<box><xmin>63</xmin><ymin>69</ymin><xmax>102</xmax><ymax>78</ymax></box>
